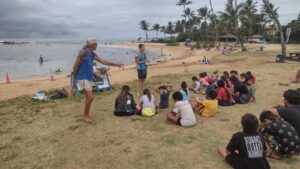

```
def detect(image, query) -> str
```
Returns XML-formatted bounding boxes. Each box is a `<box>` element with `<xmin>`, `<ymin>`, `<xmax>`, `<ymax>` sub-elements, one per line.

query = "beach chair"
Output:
<box><xmin>70</xmin><ymin>71</ymin><xmax>112</xmax><ymax>94</ymax></box>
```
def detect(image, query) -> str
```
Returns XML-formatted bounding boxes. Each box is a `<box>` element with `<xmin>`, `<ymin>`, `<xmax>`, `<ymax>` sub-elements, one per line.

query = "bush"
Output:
<box><xmin>208</xmin><ymin>41</ymin><xmax>215</xmax><ymax>48</ymax></box>
<box><xmin>196</xmin><ymin>41</ymin><xmax>202</xmax><ymax>49</ymax></box>
<box><xmin>265</xmin><ymin>35</ymin><xmax>280</xmax><ymax>43</ymax></box>
<box><xmin>176</xmin><ymin>33</ymin><xmax>191</xmax><ymax>42</ymax></box>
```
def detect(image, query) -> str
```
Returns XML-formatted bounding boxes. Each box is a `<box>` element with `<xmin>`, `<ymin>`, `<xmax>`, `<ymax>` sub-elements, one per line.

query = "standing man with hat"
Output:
<box><xmin>73</xmin><ymin>38</ymin><xmax>123</xmax><ymax>123</ymax></box>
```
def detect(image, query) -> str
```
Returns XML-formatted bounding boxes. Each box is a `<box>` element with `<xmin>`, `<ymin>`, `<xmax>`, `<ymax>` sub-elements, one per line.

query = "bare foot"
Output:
<box><xmin>83</xmin><ymin>116</ymin><xmax>94</xmax><ymax>123</ymax></box>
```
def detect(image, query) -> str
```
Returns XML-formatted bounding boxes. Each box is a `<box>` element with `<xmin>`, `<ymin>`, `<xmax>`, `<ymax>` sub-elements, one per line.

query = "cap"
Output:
<box><xmin>86</xmin><ymin>38</ymin><xmax>97</xmax><ymax>45</ymax></box>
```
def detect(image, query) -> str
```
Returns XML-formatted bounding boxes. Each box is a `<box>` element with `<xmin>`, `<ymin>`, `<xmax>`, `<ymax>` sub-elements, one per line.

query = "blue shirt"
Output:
<box><xmin>77</xmin><ymin>51</ymin><xmax>94</xmax><ymax>81</ymax></box>
<box><xmin>138</xmin><ymin>53</ymin><xmax>147</xmax><ymax>70</ymax></box>
<box><xmin>180</xmin><ymin>89</ymin><xmax>190</xmax><ymax>101</ymax></box>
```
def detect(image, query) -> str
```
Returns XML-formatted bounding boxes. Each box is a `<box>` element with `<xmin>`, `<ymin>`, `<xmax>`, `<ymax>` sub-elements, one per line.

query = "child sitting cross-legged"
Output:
<box><xmin>218</xmin><ymin>113</ymin><xmax>270</xmax><ymax>169</ymax></box>
<box><xmin>193</xmin><ymin>89</ymin><xmax>218</xmax><ymax>117</ymax></box>
<box><xmin>139</xmin><ymin>89</ymin><xmax>156</xmax><ymax>117</ymax></box>
<box><xmin>155</xmin><ymin>83</ymin><xmax>172</xmax><ymax>109</ymax></box>
<box><xmin>114</xmin><ymin>85</ymin><xmax>137</xmax><ymax>116</ymax></box>
<box><xmin>167</xmin><ymin>91</ymin><xmax>196</xmax><ymax>127</ymax></box>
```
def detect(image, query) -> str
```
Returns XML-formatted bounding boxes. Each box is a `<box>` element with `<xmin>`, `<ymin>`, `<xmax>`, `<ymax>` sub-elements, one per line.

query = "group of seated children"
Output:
<box><xmin>190</xmin><ymin>70</ymin><xmax>256</xmax><ymax>106</ymax></box>
<box><xmin>114</xmin><ymin>70</ymin><xmax>256</xmax><ymax>128</ymax></box>
<box><xmin>218</xmin><ymin>88</ymin><xmax>300</xmax><ymax>168</ymax></box>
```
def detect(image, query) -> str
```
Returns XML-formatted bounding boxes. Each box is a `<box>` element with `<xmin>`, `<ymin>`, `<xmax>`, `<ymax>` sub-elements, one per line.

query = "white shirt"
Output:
<box><xmin>194</xmin><ymin>81</ymin><xmax>201</xmax><ymax>91</ymax></box>
<box><xmin>140</xmin><ymin>95</ymin><xmax>155</xmax><ymax>108</ymax></box>
<box><xmin>173</xmin><ymin>101</ymin><xmax>196</xmax><ymax>127</ymax></box>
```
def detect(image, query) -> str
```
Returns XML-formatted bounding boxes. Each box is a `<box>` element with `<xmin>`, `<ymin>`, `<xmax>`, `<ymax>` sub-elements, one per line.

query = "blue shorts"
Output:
<box><xmin>138</xmin><ymin>69</ymin><xmax>147</xmax><ymax>79</ymax></box>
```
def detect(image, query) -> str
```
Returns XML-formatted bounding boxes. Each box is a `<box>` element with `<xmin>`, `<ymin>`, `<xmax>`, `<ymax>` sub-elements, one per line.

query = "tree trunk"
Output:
<box><xmin>184</xmin><ymin>5</ymin><xmax>186</xmax><ymax>33</ymax></box>
<box><xmin>145</xmin><ymin>31</ymin><xmax>148</xmax><ymax>41</ymax></box>
<box><xmin>262</xmin><ymin>0</ymin><xmax>286</xmax><ymax>57</ymax></box>
<box><xmin>156</xmin><ymin>31</ymin><xmax>158</xmax><ymax>38</ymax></box>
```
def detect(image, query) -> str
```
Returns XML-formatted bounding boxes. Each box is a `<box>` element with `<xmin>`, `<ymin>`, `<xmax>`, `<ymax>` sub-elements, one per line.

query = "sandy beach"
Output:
<box><xmin>0</xmin><ymin>42</ymin><xmax>223</xmax><ymax>100</ymax></box>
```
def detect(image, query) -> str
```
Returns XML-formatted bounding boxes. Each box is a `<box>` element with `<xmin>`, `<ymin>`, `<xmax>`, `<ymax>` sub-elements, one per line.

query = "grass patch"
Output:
<box><xmin>1</xmin><ymin>47</ymin><xmax>300</xmax><ymax>168</ymax></box>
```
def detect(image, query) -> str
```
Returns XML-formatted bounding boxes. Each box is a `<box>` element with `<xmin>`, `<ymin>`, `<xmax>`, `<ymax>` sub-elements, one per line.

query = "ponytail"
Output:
<box><xmin>143</xmin><ymin>89</ymin><xmax>152</xmax><ymax>102</ymax></box>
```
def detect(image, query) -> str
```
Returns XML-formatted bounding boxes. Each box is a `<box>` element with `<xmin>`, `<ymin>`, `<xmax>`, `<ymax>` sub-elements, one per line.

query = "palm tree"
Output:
<box><xmin>175</xmin><ymin>20</ymin><xmax>184</xmax><ymax>34</ymax></box>
<box><xmin>152</xmin><ymin>24</ymin><xmax>160</xmax><ymax>38</ymax></box>
<box><xmin>166</xmin><ymin>21</ymin><xmax>174</xmax><ymax>38</ymax></box>
<box><xmin>262</xmin><ymin>0</ymin><xmax>286</xmax><ymax>57</ymax></box>
<box><xmin>139</xmin><ymin>20</ymin><xmax>150</xmax><ymax>41</ymax></box>
<box><xmin>182</xmin><ymin>8</ymin><xmax>195</xmax><ymax>32</ymax></box>
<box><xmin>220</xmin><ymin>0</ymin><xmax>246</xmax><ymax>51</ymax></box>
<box><xmin>176</xmin><ymin>0</ymin><xmax>192</xmax><ymax>32</ymax></box>
<box><xmin>240</xmin><ymin>0</ymin><xmax>258</xmax><ymax>42</ymax></box>
<box><xmin>160</xmin><ymin>26</ymin><xmax>166</xmax><ymax>38</ymax></box>
<box><xmin>198</xmin><ymin>6</ymin><xmax>209</xmax><ymax>40</ymax></box>
<box><xmin>209</xmin><ymin>0</ymin><xmax>219</xmax><ymax>42</ymax></box>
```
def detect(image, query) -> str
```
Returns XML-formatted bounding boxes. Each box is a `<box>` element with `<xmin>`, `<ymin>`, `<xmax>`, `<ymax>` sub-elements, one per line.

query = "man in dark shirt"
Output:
<box><xmin>269</xmin><ymin>89</ymin><xmax>300</xmax><ymax>136</ymax></box>
<box><xmin>259</xmin><ymin>111</ymin><xmax>300</xmax><ymax>159</ymax></box>
<box><xmin>218</xmin><ymin>113</ymin><xmax>270</xmax><ymax>169</ymax></box>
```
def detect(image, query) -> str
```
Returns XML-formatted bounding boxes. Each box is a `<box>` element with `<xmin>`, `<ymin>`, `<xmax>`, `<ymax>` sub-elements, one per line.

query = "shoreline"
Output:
<box><xmin>0</xmin><ymin>42</ymin><xmax>193</xmax><ymax>100</ymax></box>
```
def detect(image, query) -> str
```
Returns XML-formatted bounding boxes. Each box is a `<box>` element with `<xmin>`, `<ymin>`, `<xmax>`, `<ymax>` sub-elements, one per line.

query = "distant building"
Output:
<box><xmin>265</xmin><ymin>25</ymin><xmax>278</xmax><ymax>36</ymax></box>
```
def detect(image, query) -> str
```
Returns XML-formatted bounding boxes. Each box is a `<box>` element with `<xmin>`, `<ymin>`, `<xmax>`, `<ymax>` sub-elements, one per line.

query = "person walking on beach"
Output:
<box><xmin>135</xmin><ymin>44</ymin><xmax>148</xmax><ymax>96</ymax></box>
<box><xmin>73</xmin><ymin>38</ymin><xmax>123</xmax><ymax>123</ymax></box>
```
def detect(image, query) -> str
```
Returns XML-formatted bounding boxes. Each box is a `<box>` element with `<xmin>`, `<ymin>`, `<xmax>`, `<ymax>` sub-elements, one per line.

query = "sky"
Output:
<box><xmin>0</xmin><ymin>0</ymin><xmax>299</xmax><ymax>41</ymax></box>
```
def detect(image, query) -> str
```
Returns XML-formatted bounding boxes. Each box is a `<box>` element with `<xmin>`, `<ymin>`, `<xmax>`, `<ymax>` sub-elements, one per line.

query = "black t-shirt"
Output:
<box><xmin>226</xmin><ymin>132</ymin><xmax>270</xmax><ymax>169</ymax></box>
<box><xmin>234</xmin><ymin>83</ymin><xmax>248</xmax><ymax>95</ymax></box>
<box><xmin>277</xmin><ymin>105</ymin><xmax>300</xmax><ymax>136</ymax></box>
<box><xmin>262</xmin><ymin>120</ymin><xmax>300</xmax><ymax>157</ymax></box>
<box><xmin>114</xmin><ymin>93</ymin><xmax>136</xmax><ymax>116</ymax></box>
<box><xmin>159</xmin><ymin>90</ymin><xmax>170</xmax><ymax>109</ymax></box>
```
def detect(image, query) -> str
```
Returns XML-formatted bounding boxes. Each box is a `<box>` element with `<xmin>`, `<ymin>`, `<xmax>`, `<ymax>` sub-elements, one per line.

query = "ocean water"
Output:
<box><xmin>0</xmin><ymin>42</ymin><xmax>159</xmax><ymax>80</ymax></box>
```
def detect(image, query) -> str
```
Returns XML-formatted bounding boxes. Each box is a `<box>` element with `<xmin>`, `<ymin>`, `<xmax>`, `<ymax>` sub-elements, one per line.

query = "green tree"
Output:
<box><xmin>139</xmin><ymin>20</ymin><xmax>150</xmax><ymax>41</ymax></box>
<box><xmin>160</xmin><ymin>26</ymin><xmax>166</xmax><ymax>38</ymax></box>
<box><xmin>262</xmin><ymin>0</ymin><xmax>286</xmax><ymax>57</ymax></box>
<box><xmin>240</xmin><ymin>0</ymin><xmax>258</xmax><ymax>42</ymax></box>
<box><xmin>219</xmin><ymin>0</ymin><xmax>246</xmax><ymax>51</ymax></box>
<box><xmin>166</xmin><ymin>21</ymin><xmax>175</xmax><ymax>38</ymax></box>
<box><xmin>152</xmin><ymin>24</ymin><xmax>160</xmax><ymax>38</ymax></box>
<box><xmin>176</xmin><ymin>0</ymin><xmax>192</xmax><ymax>32</ymax></box>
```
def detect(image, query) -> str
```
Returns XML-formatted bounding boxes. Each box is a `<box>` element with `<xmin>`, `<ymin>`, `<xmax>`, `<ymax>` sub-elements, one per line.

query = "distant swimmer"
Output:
<box><xmin>39</xmin><ymin>55</ymin><xmax>44</xmax><ymax>64</ymax></box>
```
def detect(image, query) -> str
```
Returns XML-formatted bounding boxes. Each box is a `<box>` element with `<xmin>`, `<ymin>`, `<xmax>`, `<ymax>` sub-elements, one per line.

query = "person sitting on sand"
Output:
<box><xmin>259</xmin><ymin>111</ymin><xmax>300</xmax><ymax>159</ymax></box>
<box><xmin>72</xmin><ymin>38</ymin><xmax>123</xmax><ymax>123</ymax></box>
<box><xmin>114</xmin><ymin>85</ymin><xmax>136</xmax><ymax>116</ymax></box>
<box><xmin>139</xmin><ymin>89</ymin><xmax>156</xmax><ymax>117</ymax></box>
<box><xmin>193</xmin><ymin>90</ymin><xmax>218</xmax><ymax>117</ymax></box>
<box><xmin>199</xmin><ymin>72</ymin><xmax>209</xmax><ymax>87</ymax></box>
<box><xmin>180</xmin><ymin>81</ymin><xmax>191</xmax><ymax>102</ymax></box>
<box><xmin>246</xmin><ymin>71</ymin><xmax>256</xmax><ymax>84</ymax></box>
<box><xmin>201</xmin><ymin>56</ymin><xmax>209</xmax><ymax>64</ymax></box>
<box><xmin>189</xmin><ymin>76</ymin><xmax>201</xmax><ymax>94</ymax></box>
<box><xmin>216</xmin><ymin>80</ymin><xmax>232</xmax><ymax>106</ymax></box>
<box><xmin>167</xmin><ymin>91</ymin><xmax>196</xmax><ymax>127</ymax></box>
<box><xmin>245</xmin><ymin>75</ymin><xmax>256</xmax><ymax>103</ymax></box>
<box><xmin>268</xmin><ymin>89</ymin><xmax>300</xmax><ymax>136</ymax></box>
<box><xmin>155</xmin><ymin>84</ymin><xmax>172</xmax><ymax>109</ymax></box>
<box><xmin>218</xmin><ymin>113</ymin><xmax>270</xmax><ymax>169</ymax></box>
<box><xmin>212</xmin><ymin>71</ymin><xmax>220</xmax><ymax>82</ymax></box>
<box><xmin>205</xmin><ymin>79</ymin><xmax>216</xmax><ymax>98</ymax></box>
<box><xmin>229</xmin><ymin>70</ymin><xmax>238</xmax><ymax>78</ymax></box>
<box><xmin>230</xmin><ymin>75</ymin><xmax>250</xmax><ymax>104</ymax></box>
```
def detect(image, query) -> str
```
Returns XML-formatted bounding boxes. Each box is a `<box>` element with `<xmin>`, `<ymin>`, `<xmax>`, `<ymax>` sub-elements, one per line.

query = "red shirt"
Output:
<box><xmin>217</xmin><ymin>87</ymin><xmax>229</xmax><ymax>101</ymax></box>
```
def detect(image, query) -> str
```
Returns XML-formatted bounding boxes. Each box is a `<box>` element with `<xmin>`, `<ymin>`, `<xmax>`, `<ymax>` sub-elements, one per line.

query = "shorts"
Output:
<box><xmin>142</xmin><ymin>107</ymin><xmax>155</xmax><ymax>116</ymax></box>
<box><xmin>176</xmin><ymin>117</ymin><xmax>182</xmax><ymax>126</ymax></box>
<box><xmin>138</xmin><ymin>69</ymin><xmax>147</xmax><ymax>79</ymax></box>
<box><xmin>77</xmin><ymin>80</ymin><xmax>93</xmax><ymax>91</ymax></box>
